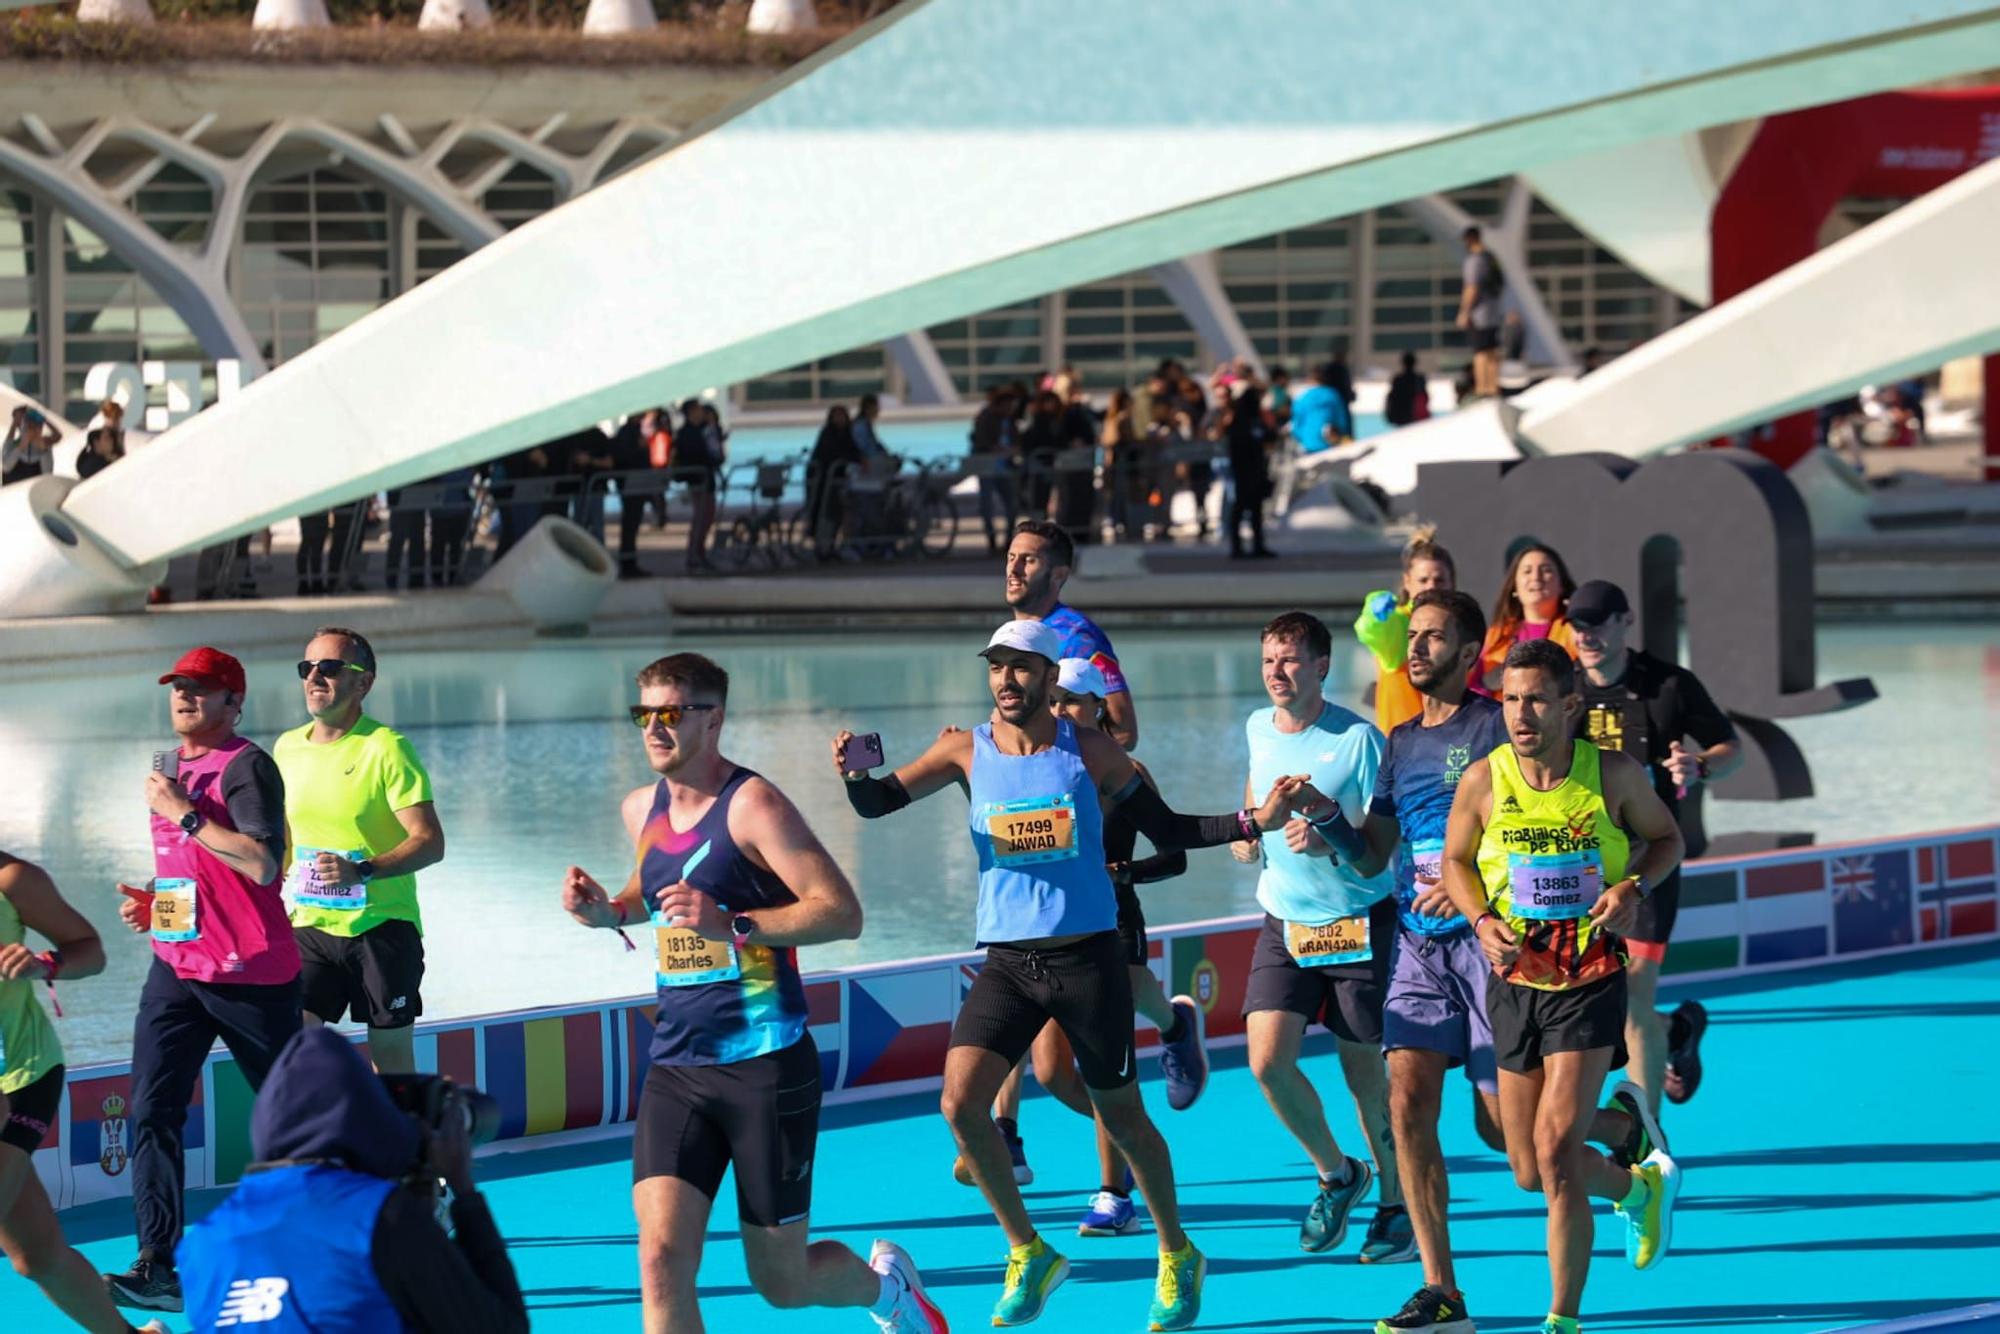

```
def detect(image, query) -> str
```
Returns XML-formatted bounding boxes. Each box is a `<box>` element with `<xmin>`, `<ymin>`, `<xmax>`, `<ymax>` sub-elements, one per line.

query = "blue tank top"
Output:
<box><xmin>639</xmin><ymin>767</ymin><xmax>808</xmax><ymax>1066</ymax></box>
<box><xmin>179</xmin><ymin>1165</ymin><xmax>406</xmax><ymax>1334</ymax></box>
<box><xmin>1369</xmin><ymin>696</ymin><xmax>1509</xmax><ymax>936</ymax></box>
<box><xmin>967</xmin><ymin>720</ymin><xmax>1117</xmax><ymax>944</ymax></box>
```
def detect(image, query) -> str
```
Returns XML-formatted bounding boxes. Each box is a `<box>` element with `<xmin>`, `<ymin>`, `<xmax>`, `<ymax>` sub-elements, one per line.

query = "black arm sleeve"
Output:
<box><xmin>372</xmin><ymin>1187</ymin><xmax>529</xmax><ymax>1334</ymax></box>
<box><xmin>1127</xmin><ymin>849</ymin><xmax>1188</xmax><ymax>884</ymax></box>
<box><xmin>842</xmin><ymin>772</ymin><xmax>911</xmax><ymax>819</ymax></box>
<box><xmin>1110</xmin><ymin>775</ymin><xmax>1245</xmax><ymax>850</ymax></box>
<box><xmin>220</xmin><ymin>747</ymin><xmax>288</xmax><ymax>867</ymax></box>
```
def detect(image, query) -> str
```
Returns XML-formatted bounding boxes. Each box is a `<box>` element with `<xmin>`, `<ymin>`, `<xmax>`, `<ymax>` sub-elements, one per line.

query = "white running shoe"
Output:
<box><xmin>869</xmin><ymin>1238</ymin><xmax>949</xmax><ymax>1332</ymax></box>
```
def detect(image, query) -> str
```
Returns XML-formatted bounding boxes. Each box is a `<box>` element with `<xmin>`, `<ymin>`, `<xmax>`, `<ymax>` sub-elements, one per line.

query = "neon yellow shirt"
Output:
<box><xmin>276</xmin><ymin>716</ymin><xmax>434</xmax><ymax>937</ymax></box>
<box><xmin>1</xmin><ymin>869</ymin><xmax>62</xmax><ymax>1094</ymax></box>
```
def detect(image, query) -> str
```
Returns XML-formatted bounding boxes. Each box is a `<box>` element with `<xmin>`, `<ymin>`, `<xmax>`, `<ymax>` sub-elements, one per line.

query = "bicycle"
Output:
<box><xmin>708</xmin><ymin>458</ymin><xmax>799</xmax><ymax>570</ymax></box>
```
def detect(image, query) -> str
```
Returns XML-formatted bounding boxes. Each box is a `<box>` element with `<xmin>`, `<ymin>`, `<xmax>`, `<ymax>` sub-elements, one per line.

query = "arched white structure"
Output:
<box><xmin>19</xmin><ymin>0</ymin><xmax>2000</xmax><ymax>615</ymax></box>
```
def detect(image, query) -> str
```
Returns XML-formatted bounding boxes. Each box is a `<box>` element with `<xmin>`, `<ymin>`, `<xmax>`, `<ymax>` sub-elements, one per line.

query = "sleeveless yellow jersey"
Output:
<box><xmin>0</xmin><ymin>870</ymin><xmax>63</xmax><ymax>1094</ymax></box>
<box><xmin>1476</xmin><ymin>740</ymin><xmax>1629</xmax><ymax>991</ymax></box>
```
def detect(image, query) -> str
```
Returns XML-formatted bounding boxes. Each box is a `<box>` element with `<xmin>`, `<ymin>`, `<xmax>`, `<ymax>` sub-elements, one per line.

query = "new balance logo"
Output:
<box><xmin>217</xmin><ymin>1277</ymin><xmax>290</xmax><ymax>1326</ymax></box>
<box><xmin>389</xmin><ymin>995</ymin><xmax>408</xmax><ymax>1010</ymax></box>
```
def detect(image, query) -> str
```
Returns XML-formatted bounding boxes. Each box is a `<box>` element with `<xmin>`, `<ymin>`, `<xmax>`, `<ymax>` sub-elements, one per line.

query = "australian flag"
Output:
<box><xmin>1832</xmin><ymin>850</ymin><xmax>1913</xmax><ymax>955</ymax></box>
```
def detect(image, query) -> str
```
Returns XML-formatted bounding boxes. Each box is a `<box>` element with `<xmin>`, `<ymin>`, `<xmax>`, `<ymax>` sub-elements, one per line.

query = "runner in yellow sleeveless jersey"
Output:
<box><xmin>1439</xmin><ymin>640</ymin><xmax>1685</xmax><ymax>1334</ymax></box>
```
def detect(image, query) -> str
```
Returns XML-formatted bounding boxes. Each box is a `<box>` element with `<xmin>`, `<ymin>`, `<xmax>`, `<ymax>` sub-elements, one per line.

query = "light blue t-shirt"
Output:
<box><xmin>1247</xmin><ymin>699</ymin><xmax>1394</xmax><ymax>923</ymax></box>
<box><xmin>1288</xmin><ymin>384</ymin><xmax>1352</xmax><ymax>454</ymax></box>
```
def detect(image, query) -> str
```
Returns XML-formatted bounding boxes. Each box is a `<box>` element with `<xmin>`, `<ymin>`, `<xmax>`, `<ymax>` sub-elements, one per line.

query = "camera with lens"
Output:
<box><xmin>378</xmin><ymin>1073</ymin><xmax>502</xmax><ymax>1185</ymax></box>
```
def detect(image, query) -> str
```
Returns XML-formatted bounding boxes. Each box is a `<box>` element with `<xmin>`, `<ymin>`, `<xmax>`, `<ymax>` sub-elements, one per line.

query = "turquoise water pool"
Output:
<box><xmin>4</xmin><ymin>621</ymin><xmax>1992</xmax><ymax>1065</ymax></box>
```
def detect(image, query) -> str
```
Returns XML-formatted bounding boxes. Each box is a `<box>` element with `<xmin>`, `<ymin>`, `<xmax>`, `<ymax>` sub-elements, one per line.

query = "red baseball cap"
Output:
<box><xmin>159</xmin><ymin>646</ymin><xmax>246</xmax><ymax>696</ymax></box>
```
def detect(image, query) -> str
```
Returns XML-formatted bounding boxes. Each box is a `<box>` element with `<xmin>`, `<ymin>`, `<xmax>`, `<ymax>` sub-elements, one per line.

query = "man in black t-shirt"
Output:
<box><xmin>1569</xmin><ymin>581</ymin><xmax>1741</xmax><ymax>1114</ymax></box>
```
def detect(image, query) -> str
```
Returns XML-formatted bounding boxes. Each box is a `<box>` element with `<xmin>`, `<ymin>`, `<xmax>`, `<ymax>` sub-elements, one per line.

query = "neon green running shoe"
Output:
<box><xmin>991</xmin><ymin>1237</ymin><xmax>1068</xmax><ymax>1327</ymax></box>
<box><xmin>1147</xmin><ymin>1242</ymin><xmax>1206</xmax><ymax>1331</ymax></box>
<box><xmin>1613</xmin><ymin>1149</ymin><xmax>1680</xmax><ymax>1270</ymax></box>
<box><xmin>1539</xmin><ymin>1316</ymin><xmax>1582</xmax><ymax>1334</ymax></box>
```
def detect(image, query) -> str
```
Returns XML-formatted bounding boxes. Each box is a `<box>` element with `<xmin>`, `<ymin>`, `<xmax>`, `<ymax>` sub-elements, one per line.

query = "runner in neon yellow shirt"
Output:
<box><xmin>278</xmin><ymin>627</ymin><xmax>444</xmax><ymax>1074</ymax></box>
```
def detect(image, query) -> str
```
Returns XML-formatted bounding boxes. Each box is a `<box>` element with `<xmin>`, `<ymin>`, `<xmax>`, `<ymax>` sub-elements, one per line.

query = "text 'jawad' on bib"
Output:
<box><xmin>1507</xmin><ymin>850</ymin><xmax>1604</xmax><ymax>921</ymax></box>
<box><xmin>1285</xmin><ymin>913</ymin><xmax>1371</xmax><ymax>967</ymax></box>
<box><xmin>152</xmin><ymin>877</ymin><xmax>199</xmax><ymax>942</ymax></box>
<box><xmin>983</xmin><ymin>794</ymin><xmax>1079</xmax><ymax>866</ymax></box>
<box><xmin>653</xmin><ymin>912</ymin><xmax>741</xmax><ymax>988</ymax></box>
<box><xmin>291</xmin><ymin>847</ymin><xmax>370</xmax><ymax>910</ymax></box>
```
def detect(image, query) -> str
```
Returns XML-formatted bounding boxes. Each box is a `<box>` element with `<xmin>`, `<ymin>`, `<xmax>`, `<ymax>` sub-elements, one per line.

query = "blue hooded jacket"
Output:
<box><xmin>178</xmin><ymin>1028</ymin><xmax>418</xmax><ymax>1332</ymax></box>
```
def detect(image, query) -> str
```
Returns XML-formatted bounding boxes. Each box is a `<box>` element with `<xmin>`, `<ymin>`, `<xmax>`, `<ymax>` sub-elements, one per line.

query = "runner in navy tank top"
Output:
<box><xmin>560</xmin><ymin>652</ymin><xmax>945</xmax><ymax>1334</ymax></box>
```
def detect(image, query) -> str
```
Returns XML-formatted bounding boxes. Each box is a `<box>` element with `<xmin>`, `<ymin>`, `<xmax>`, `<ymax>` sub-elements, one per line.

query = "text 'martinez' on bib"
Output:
<box><xmin>984</xmin><ymin>793</ymin><xmax>1079</xmax><ymax>866</ymax></box>
<box><xmin>290</xmin><ymin>847</ymin><xmax>370</xmax><ymax>910</ymax></box>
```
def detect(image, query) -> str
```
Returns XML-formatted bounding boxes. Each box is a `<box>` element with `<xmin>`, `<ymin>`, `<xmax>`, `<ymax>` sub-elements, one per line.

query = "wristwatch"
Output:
<box><xmin>178</xmin><ymin>809</ymin><xmax>204</xmax><ymax>836</ymax></box>
<box><xmin>1630</xmin><ymin>873</ymin><xmax>1650</xmax><ymax>900</ymax></box>
<box><xmin>354</xmin><ymin>859</ymin><xmax>377</xmax><ymax>883</ymax></box>
<box><xmin>730</xmin><ymin>913</ymin><xmax>756</xmax><ymax>948</ymax></box>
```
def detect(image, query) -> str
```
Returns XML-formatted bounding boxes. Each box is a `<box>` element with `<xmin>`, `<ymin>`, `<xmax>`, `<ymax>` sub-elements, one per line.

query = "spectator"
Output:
<box><xmin>297</xmin><ymin>509</ymin><xmax>334</xmax><ymax>597</ymax></box>
<box><xmin>177</xmin><ymin>1028</ymin><xmax>527</xmax><ymax>1334</ymax></box>
<box><xmin>675</xmin><ymin>400</ymin><xmax>726</xmax><ymax>572</ymax></box>
<box><xmin>1019</xmin><ymin>388</ymin><xmax>1064</xmax><ymax>520</ymax></box>
<box><xmin>2</xmin><ymin>405</ymin><xmax>61</xmax><ymax>485</ymax></box>
<box><xmin>564</xmin><ymin>427</ymin><xmax>617</xmax><ymax>542</ymax></box>
<box><xmin>1578</xmin><ymin>345</ymin><xmax>1604</xmax><ymax>376</ymax></box>
<box><xmin>851</xmin><ymin>393</ymin><xmax>888</xmax><ymax>466</ymax></box>
<box><xmin>426</xmin><ymin>467</ymin><xmax>476</xmax><ymax>588</ymax></box>
<box><xmin>806</xmin><ymin>403</ymin><xmax>858</xmax><ymax>561</ymax></box>
<box><xmin>1266</xmin><ymin>364</ymin><xmax>1293</xmax><ymax>428</ymax></box>
<box><xmin>1101</xmin><ymin>387</ymin><xmax>1140</xmax><ymax>542</ymax></box>
<box><xmin>1052</xmin><ymin>373</ymin><xmax>1099</xmax><ymax>544</ymax></box>
<box><xmin>78</xmin><ymin>423</ymin><xmax>126</xmax><ymax>479</ymax></box>
<box><xmin>1455</xmin><ymin>225</ymin><xmax>1505</xmax><ymax>399</ymax></box>
<box><xmin>491</xmin><ymin>442</ymin><xmax>551</xmax><ymax>562</ymax></box>
<box><xmin>969</xmin><ymin>385</ymin><xmax>1019</xmax><ymax>554</ymax></box>
<box><xmin>1179</xmin><ymin>373</ymin><xmax>1216</xmax><ymax>540</ymax></box>
<box><xmin>1478</xmin><ymin>539</ymin><xmax>1577</xmax><ymax>691</ymax></box>
<box><xmin>1141</xmin><ymin>393</ymin><xmax>1183</xmax><ymax>542</ymax></box>
<box><xmin>1383</xmin><ymin>352</ymin><xmax>1430</xmax><ymax>427</ymax></box>
<box><xmin>608</xmin><ymin>407</ymin><xmax>668</xmax><ymax>579</ymax></box>
<box><xmin>1325</xmin><ymin>348</ymin><xmax>1357</xmax><ymax>417</ymax></box>
<box><xmin>1224</xmin><ymin>383</ymin><xmax>1276</xmax><ymax>560</ymax></box>
<box><xmin>382</xmin><ymin>490</ymin><xmax>428</xmax><ymax>592</ymax></box>
<box><xmin>1289</xmin><ymin>361</ymin><xmax>1354</xmax><ymax>454</ymax></box>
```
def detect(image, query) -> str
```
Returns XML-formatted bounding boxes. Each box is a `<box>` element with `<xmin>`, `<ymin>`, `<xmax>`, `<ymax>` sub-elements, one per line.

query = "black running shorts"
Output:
<box><xmin>0</xmin><ymin>1063</ymin><xmax>64</xmax><ymax>1155</ymax></box>
<box><xmin>632</xmin><ymin>1034</ymin><xmax>821</xmax><ymax>1228</ymax></box>
<box><xmin>1242</xmin><ymin>896</ymin><xmax>1397</xmax><ymax>1046</ymax></box>
<box><xmin>1115</xmin><ymin>883</ymin><xmax>1148</xmax><ymax>968</ymax></box>
<box><xmin>1627</xmin><ymin>867</ymin><xmax>1682</xmax><ymax>948</ymax></box>
<box><xmin>297</xmin><ymin>920</ymin><xmax>426</xmax><ymax>1029</ymax></box>
<box><xmin>1486</xmin><ymin>968</ymin><xmax>1629</xmax><ymax>1075</ymax></box>
<box><xmin>951</xmin><ymin>932</ymin><xmax>1137</xmax><ymax>1090</ymax></box>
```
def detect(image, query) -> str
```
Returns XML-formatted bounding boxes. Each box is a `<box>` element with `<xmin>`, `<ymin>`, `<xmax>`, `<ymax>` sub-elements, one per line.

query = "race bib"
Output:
<box><xmin>152</xmin><ymin>877</ymin><xmax>199</xmax><ymax>942</ymax></box>
<box><xmin>653</xmin><ymin>912</ymin><xmax>741</xmax><ymax>988</ymax></box>
<box><xmin>983</xmin><ymin>795</ymin><xmax>1078</xmax><ymax>867</ymax></box>
<box><xmin>292</xmin><ymin>848</ymin><xmax>369</xmax><ymax>910</ymax></box>
<box><xmin>1409</xmin><ymin>837</ymin><xmax>1445</xmax><ymax>887</ymax></box>
<box><xmin>1284</xmin><ymin>913</ymin><xmax>1372</xmax><ymax>967</ymax></box>
<box><xmin>1507</xmin><ymin>850</ymin><xmax>1605</xmax><ymax>921</ymax></box>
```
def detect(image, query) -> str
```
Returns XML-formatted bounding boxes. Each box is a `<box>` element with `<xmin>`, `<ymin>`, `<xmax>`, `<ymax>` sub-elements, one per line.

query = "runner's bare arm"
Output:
<box><xmin>835</xmin><ymin>727</ymin><xmax>970</xmax><ymax>815</ymax></box>
<box><xmin>559</xmin><ymin>786</ymin><xmax>650</xmax><ymax>929</ymax></box>
<box><xmin>368</xmin><ymin>801</ymin><xmax>446</xmax><ymax>880</ymax></box>
<box><xmin>726</xmin><ymin>778</ymin><xmax>864</xmax><ymax>946</ymax></box>
<box><xmin>1443</xmin><ymin>760</ymin><xmax>1520</xmax><ymax>969</ymax></box>
<box><xmin>0</xmin><ymin>858</ymin><xmax>106</xmax><ymax>981</ymax></box>
<box><xmin>1102</xmin><ymin>688</ymin><xmax>1139</xmax><ymax>752</ymax></box>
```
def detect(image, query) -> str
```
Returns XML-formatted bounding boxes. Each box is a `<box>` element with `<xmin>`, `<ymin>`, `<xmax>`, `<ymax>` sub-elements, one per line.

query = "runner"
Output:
<box><xmin>1005</xmin><ymin>519</ymin><xmax>1137</xmax><ymax>749</ymax></box>
<box><xmin>1354</xmin><ymin>528</ymin><xmax>1457</xmax><ymax>734</ymax></box>
<box><xmin>562</xmin><ymin>652</ymin><xmax>944</xmax><ymax>1334</ymax></box>
<box><xmin>1569</xmin><ymin>580</ymin><xmax>1740</xmax><ymax>1109</ymax></box>
<box><xmin>1</xmin><ymin>853</ymin><xmax>166</xmax><ymax>1334</ymax></box>
<box><xmin>108</xmin><ymin>648</ymin><xmax>303</xmax><ymax>1314</ymax></box>
<box><xmin>835</xmin><ymin>619</ymin><xmax>1307</xmax><ymax>1329</ymax></box>
<box><xmin>1233</xmin><ymin>612</ymin><xmax>1407</xmax><ymax>1262</ymax></box>
<box><xmin>1034</xmin><ymin>658</ymin><xmax>1209</xmax><ymax>1239</ymax></box>
<box><xmin>277</xmin><ymin>627</ymin><xmax>445</xmax><ymax>1074</ymax></box>
<box><xmin>1440</xmin><ymin>639</ymin><xmax>1685</xmax><ymax>1334</ymax></box>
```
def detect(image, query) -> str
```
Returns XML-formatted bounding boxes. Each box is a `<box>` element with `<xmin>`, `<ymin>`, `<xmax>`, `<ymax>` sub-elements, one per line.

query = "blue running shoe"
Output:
<box><xmin>1300</xmin><ymin>1156</ymin><xmax>1374</xmax><ymax>1253</ymax></box>
<box><xmin>1078</xmin><ymin>1190</ymin><xmax>1140</xmax><ymax>1237</ymax></box>
<box><xmin>1159</xmin><ymin>995</ymin><xmax>1210</xmax><ymax>1111</ymax></box>
<box><xmin>1359</xmin><ymin>1204</ymin><xmax>1418</xmax><ymax>1264</ymax></box>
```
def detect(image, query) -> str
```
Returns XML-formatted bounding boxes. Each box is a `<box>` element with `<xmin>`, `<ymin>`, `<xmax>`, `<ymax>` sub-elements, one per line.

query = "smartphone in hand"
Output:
<box><xmin>840</xmin><ymin>732</ymin><xmax>885</xmax><ymax>772</ymax></box>
<box><xmin>152</xmin><ymin>750</ymin><xmax>179</xmax><ymax>782</ymax></box>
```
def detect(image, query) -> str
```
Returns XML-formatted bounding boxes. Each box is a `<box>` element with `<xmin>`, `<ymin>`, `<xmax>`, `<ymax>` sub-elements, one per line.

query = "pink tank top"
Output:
<box><xmin>150</xmin><ymin>737</ymin><xmax>300</xmax><ymax>986</ymax></box>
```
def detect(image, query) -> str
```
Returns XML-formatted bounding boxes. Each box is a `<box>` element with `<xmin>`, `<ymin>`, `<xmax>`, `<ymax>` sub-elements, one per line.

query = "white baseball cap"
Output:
<box><xmin>980</xmin><ymin>619</ymin><xmax>1063</xmax><ymax>665</ymax></box>
<box><xmin>1056</xmin><ymin>657</ymin><xmax>1109</xmax><ymax>698</ymax></box>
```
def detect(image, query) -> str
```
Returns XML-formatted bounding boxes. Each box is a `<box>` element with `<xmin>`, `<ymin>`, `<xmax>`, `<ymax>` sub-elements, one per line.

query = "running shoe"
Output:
<box><xmin>991</xmin><ymin>1238</ymin><xmax>1068</xmax><ymax>1327</ymax></box>
<box><xmin>137</xmin><ymin>1324</ymin><xmax>171</xmax><ymax>1334</ymax></box>
<box><xmin>1613</xmin><ymin>1149</ymin><xmax>1680</xmax><ymax>1270</ymax></box>
<box><xmin>1604</xmin><ymin>1078</ymin><xmax>1668</xmax><ymax>1171</ymax></box>
<box><xmin>1300</xmin><ymin>1156</ymin><xmax>1375</xmax><ymax>1253</ymax></box>
<box><xmin>1538</xmin><ymin>1318</ymin><xmax>1582</xmax><ymax>1334</ymax></box>
<box><xmin>1159</xmin><ymin>995</ymin><xmax>1210</xmax><ymax>1111</ymax></box>
<box><xmin>105</xmin><ymin>1255</ymin><xmax>182</xmax><ymax>1312</ymax></box>
<box><xmin>953</xmin><ymin>1131</ymin><xmax>1033</xmax><ymax>1187</ymax></box>
<box><xmin>1663</xmin><ymin>1000</ymin><xmax>1708</xmax><ymax>1105</ymax></box>
<box><xmin>1077</xmin><ymin>1190</ymin><xmax>1140</xmax><ymax>1237</ymax></box>
<box><xmin>1358</xmin><ymin>1204</ymin><xmax>1419</xmax><ymax>1264</ymax></box>
<box><xmin>1375</xmin><ymin>1284</ymin><xmax>1476</xmax><ymax>1333</ymax></box>
<box><xmin>1146</xmin><ymin>1242</ymin><xmax>1207</xmax><ymax>1331</ymax></box>
<box><xmin>869</xmin><ymin>1238</ymin><xmax>949</xmax><ymax>1333</ymax></box>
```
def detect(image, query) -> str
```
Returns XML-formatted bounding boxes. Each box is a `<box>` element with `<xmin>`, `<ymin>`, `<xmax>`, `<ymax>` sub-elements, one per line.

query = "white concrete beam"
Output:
<box><xmin>1149</xmin><ymin>252</ymin><xmax>1262</xmax><ymax>375</ymax></box>
<box><xmin>884</xmin><ymin>332</ymin><xmax>962</xmax><ymax>407</ymax></box>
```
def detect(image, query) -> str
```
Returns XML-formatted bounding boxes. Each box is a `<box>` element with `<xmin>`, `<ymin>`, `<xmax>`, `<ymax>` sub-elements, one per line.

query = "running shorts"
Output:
<box><xmin>1626</xmin><ymin>867</ymin><xmax>1682</xmax><ymax>957</ymax></box>
<box><xmin>1487</xmin><ymin>968</ymin><xmax>1629</xmax><ymax>1075</ymax></box>
<box><xmin>633</xmin><ymin>1034</ymin><xmax>821</xmax><ymax>1228</ymax></box>
<box><xmin>297</xmin><ymin>920</ymin><xmax>425</xmax><ymax>1029</ymax></box>
<box><xmin>1383</xmin><ymin>928</ymin><xmax>1498</xmax><ymax>1092</ymax></box>
<box><xmin>1242</xmin><ymin>896</ymin><xmax>1397</xmax><ymax>1046</ymax></box>
<box><xmin>1115</xmin><ymin>883</ymin><xmax>1148</xmax><ymax>968</ymax></box>
<box><xmin>0</xmin><ymin>1063</ymin><xmax>64</xmax><ymax>1155</ymax></box>
<box><xmin>952</xmin><ymin>932</ymin><xmax>1137</xmax><ymax>1090</ymax></box>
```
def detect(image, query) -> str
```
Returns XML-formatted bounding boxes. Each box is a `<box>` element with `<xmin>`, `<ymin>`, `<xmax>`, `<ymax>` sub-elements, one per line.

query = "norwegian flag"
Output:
<box><xmin>1916</xmin><ymin>835</ymin><xmax>1999</xmax><ymax>941</ymax></box>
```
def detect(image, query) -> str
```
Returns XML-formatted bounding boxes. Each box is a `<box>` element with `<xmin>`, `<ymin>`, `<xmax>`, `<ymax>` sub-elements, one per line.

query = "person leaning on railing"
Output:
<box><xmin>2</xmin><ymin>404</ymin><xmax>61</xmax><ymax>485</ymax></box>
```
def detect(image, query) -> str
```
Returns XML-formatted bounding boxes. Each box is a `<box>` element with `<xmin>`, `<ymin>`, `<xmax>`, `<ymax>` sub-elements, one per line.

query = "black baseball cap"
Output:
<box><xmin>1567</xmin><ymin>580</ymin><xmax>1630</xmax><ymax>627</ymax></box>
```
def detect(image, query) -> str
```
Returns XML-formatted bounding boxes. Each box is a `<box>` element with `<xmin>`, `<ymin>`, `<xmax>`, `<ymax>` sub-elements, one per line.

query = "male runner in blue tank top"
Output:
<box><xmin>561</xmin><ymin>652</ymin><xmax>945</xmax><ymax>1334</ymax></box>
<box><xmin>835</xmin><ymin>619</ymin><xmax>1309</xmax><ymax>1331</ymax></box>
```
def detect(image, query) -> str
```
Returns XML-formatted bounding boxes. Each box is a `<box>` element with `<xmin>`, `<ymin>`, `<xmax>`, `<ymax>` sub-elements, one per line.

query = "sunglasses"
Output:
<box><xmin>296</xmin><ymin>658</ymin><xmax>370</xmax><ymax>681</ymax></box>
<box><xmin>628</xmin><ymin>703</ymin><xmax>717</xmax><ymax>730</ymax></box>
